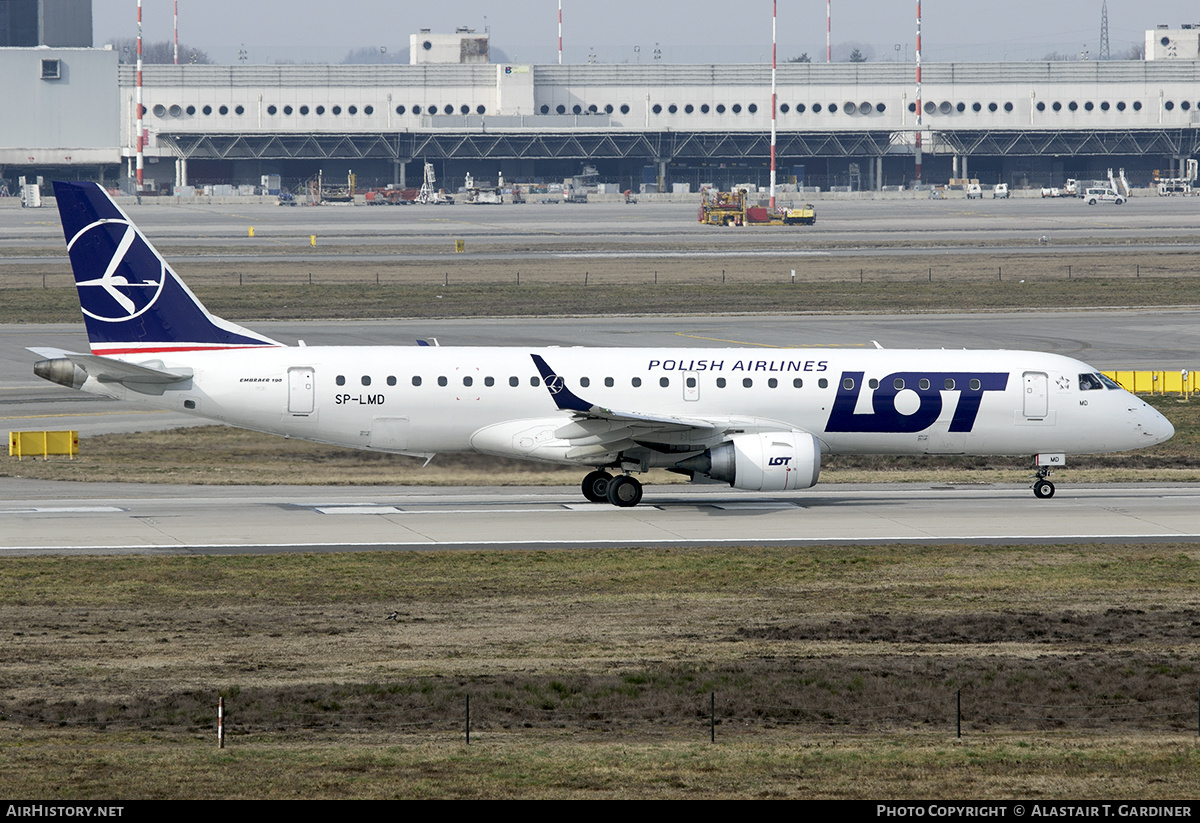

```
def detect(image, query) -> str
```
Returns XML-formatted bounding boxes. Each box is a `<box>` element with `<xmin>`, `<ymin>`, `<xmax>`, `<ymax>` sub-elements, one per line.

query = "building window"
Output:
<box><xmin>40</xmin><ymin>58</ymin><xmax>61</xmax><ymax>80</ymax></box>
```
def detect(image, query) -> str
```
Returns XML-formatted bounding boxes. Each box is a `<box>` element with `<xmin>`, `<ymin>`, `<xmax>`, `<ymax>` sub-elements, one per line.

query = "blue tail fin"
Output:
<box><xmin>53</xmin><ymin>181</ymin><xmax>280</xmax><ymax>355</ymax></box>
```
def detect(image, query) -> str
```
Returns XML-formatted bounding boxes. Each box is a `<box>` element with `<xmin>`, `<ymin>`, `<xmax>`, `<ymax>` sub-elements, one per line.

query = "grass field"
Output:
<box><xmin>3</xmin><ymin>249</ymin><xmax>1200</xmax><ymax>322</ymax></box>
<box><xmin>2</xmin><ymin>543</ymin><xmax>1199</xmax><ymax>798</ymax></box>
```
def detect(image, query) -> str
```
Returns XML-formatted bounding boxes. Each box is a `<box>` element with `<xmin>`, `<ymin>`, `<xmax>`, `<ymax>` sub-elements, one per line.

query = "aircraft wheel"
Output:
<box><xmin>606</xmin><ymin>475</ymin><xmax>643</xmax><ymax>508</ymax></box>
<box><xmin>1033</xmin><ymin>479</ymin><xmax>1055</xmax><ymax>499</ymax></box>
<box><xmin>581</xmin><ymin>470</ymin><xmax>613</xmax><ymax>503</ymax></box>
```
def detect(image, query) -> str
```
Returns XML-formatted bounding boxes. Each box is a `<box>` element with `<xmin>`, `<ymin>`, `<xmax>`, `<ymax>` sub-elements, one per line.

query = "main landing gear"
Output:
<box><xmin>1032</xmin><ymin>467</ymin><xmax>1056</xmax><ymax>499</ymax></box>
<box><xmin>581</xmin><ymin>470</ymin><xmax>644</xmax><ymax>507</ymax></box>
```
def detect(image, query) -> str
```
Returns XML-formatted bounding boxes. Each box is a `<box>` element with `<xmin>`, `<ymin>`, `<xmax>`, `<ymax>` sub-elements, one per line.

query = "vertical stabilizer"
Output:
<box><xmin>53</xmin><ymin>181</ymin><xmax>281</xmax><ymax>355</ymax></box>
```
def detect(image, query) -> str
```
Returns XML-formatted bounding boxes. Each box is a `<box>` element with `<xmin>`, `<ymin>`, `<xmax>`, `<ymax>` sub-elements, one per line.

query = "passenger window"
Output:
<box><xmin>919</xmin><ymin>378</ymin><xmax>930</xmax><ymax>390</ymax></box>
<box><xmin>509</xmin><ymin>376</ymin><xmax>519</xmax><ymax>387</ymax></box>
<box><xmin>531</xmin><ymin>376</ymin><xmax>541</xmax><ymax>387</ymax></box>
<box><xmin>768</xmin><ymin>378</ymin><xmax>777</xmax><ymax>388</ymax></box>
<box><xmin>632</xmin><ymin>377</ymin><xmax>642</xmax><ymax>387</ymax></box>
<box><xmin>743</xmin><ymin>378</ymin><xmax>753</xmax><ymax>388</ymax></box>
<box><xmin>868</xmin><ymin>378</ymin><xmax>878</xmax><ymax>389</ymax></box>
<box><xmin>793</xmin><ymin>378</ymin><xmax>803</xmax><ymax>388</ymax></box>
<box><xmin>580</xmin><ymin>377</ymin><xmax>590</xmax><ymax>388</ymax></box>
<box><xmin>412</xmin><ymin>376</ymin><xmax>422</xmax><ymax>387</ymax></box>
<box><xmin>484</xmin><ymin>376</ymin><xmax>494</xmax><ymax>387</ymax></box>
<box><xmin>605</xmin><ymin>377</ymin><xmax>614</xmax><ymax>387</ymax></box>
<box><xmin>818</xmin><ymin>378</ymin><xmax>828</xmax><ymax>388</ymax></box>
<box><xmin>893</xmin><ymin>378</ymin><xmax>905</xmax><ymax>390</ymax></box>
<box><xmin>843</xmin><ymin>377</ymin><xmax>855</xmax><ymax>390</ymax></box>
<box><xmin>687</xmin><ymin>376</ymin><xmax>697</xmax><ymax>388</ymax></box>
<box><xmin>717</xmin><ymin>377</ymin><xmax>727</xmax><ymax>388</ymax></box>
<box><xmin>336</xmin><ymin>375</ymin><xmax>346</xmax><ymax>386</ymax></box>
<box><xmin>660</xmin><ymin>377</ymin><xmax>669</xmax><ymax>388</ymax></box>
<box><xmin>437</xmin><ymin>376</ymin><xmax>448</xmax><ymax>387</ymax></box>
<box><xmin>1078</xmin><ymin>373</ymin><xmax>1104</xmax><ymax>391</ymax></box>
<box><xmin>361</xmin><ymin>376</ymin><xmax>371</xmax><ymax>386</ymax></box>
<box><xmin>944</xmin><ymin>378</ymin><xmax>955</xmax><ymax>390</ymax></box>
<box><xmin>387</xmin><ymin>376</ymin><xmax>396</xmax><ymax>386</ymax></box>
<box><xmin>463</xmin><ymin>376</ymin><xmax>473</xmax><ymax>387</ymax></box>
<box><xmin>969</xmin><ymin>378</ymin><xmax>981</xmax><ymax>391</ymax></box>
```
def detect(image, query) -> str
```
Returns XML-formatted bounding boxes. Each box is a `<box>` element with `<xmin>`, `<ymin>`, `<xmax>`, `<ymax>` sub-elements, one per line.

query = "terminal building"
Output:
<box><xmin>2</xmin><ymin>17</ymin><xmax>1200</xmax><ymax>194</ymax></box>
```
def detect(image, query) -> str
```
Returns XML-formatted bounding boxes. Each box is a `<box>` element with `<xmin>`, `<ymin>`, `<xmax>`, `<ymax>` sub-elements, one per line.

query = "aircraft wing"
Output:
<box><xmin>531</xmin><ymin>353</ymin><xmax>716</xmax><ymax>428</ymax></box>
<box><xmin>530</xmin><ymin>353</ymin><xmax>789</xmax><ymax>459</ymax></box>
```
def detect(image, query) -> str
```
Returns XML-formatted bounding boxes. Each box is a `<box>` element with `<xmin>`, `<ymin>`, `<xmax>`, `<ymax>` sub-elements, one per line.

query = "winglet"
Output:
<box><xmin>530</xmin><ymin>354</ymin><xmax>593</xmax><ymax>413</ymax></box>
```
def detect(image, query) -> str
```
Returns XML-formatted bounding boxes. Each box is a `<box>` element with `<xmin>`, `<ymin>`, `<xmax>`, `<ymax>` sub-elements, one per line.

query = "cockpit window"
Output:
<box><xmin>1098</xmin><ymin>373</ymin><xmax>1122</xmax><ymax>390</ymax></box>
<box><xmin>1078</xmin><ymin>373</ymin><xmax>1104</xmax><ymax>391</ymax></box>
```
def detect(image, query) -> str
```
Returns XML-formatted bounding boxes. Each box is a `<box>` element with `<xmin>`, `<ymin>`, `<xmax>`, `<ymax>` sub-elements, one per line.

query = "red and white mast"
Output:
<box><xmin>558</xmin><ymin>1</ymin><xmax>562</xmax><ymax>65</ymax></box>
<box><xmin>135</xmin><ymin>0</ymin><xmax>144</xmax><ymax>192</ymax></box>
<box><xmin>769</xmin><ymin>0</ymin><xmax>777</xmax><ymax>210</ymax></box>
<box><xmin>914</xmin><ymin>0</ymin><xmax>922</xmax><ymax>185</ymax></box>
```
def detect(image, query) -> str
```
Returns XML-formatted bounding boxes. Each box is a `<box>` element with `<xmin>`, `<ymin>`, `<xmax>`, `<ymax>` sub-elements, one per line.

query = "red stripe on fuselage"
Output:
<box><xmin>90</xmin><ymin>344</ymin><xmax>280</xmax><ymax>355</ymax></box>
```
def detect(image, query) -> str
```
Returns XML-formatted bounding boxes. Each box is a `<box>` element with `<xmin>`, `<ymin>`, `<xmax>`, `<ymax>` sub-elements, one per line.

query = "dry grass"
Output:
<box><xmin>2</xmin><ymin>544</ymin><xmax>1200</xmax><ymax>797</ymax></box>
<box><xmin>3</xmin><ymin>249</ymin><xmax>1200</xmax><ymax>322</ymax></box>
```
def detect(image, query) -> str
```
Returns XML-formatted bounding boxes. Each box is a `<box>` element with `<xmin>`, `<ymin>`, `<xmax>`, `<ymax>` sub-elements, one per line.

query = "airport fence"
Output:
<box><xmin>1104</xmin><ymin>370</ymin><xmax>1198</xmax><ymax>396</ymax></box>
<box><xmin>5</xmin><ymin>685</ymin><xmax>1200</xmax><ymax>744</ymax></box>
<box><xmin>4</xmin><ymin>254</ymin><xmax>1200</xmax><ymax>292</ymax></box>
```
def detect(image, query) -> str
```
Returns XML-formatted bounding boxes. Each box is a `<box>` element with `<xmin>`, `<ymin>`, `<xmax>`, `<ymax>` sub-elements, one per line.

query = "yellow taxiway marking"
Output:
<box><xmin>673</xmin><ymin>332</ymin><xmax>867</xmax><ymax>348</ymax></box>
<box><xmin>0</xmin><ymin>410</ymin><xmax>170</xmax><ymax>421</ymax></box>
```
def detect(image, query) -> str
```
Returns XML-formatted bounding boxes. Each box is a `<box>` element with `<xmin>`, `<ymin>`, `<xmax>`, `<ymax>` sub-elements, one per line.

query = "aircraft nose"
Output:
<box><xmin>1142</xmin><ymin>404</ymin><xmax>1174</xmax><ymax>446</ymax></box>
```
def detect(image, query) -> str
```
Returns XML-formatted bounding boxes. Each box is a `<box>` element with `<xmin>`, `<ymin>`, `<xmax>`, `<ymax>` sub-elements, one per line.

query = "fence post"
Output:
<box><xmin>465</xmin><ymin>694</ymin><xmax>470</xmax><ymax>745</ymax></box>
<box><xmin>956</xmin><ymin>689</ymin><xmax>961</xmax><ymax>739</ymax></box>
<box><xmin>218</xmin><ymin>696</ymin><xmax>225</xmax><ymax>749</ymax></box>
<box><xmin>710</xmin><ymin>691</ymin><xmax>715</xmax><ymax>743</ymax></box>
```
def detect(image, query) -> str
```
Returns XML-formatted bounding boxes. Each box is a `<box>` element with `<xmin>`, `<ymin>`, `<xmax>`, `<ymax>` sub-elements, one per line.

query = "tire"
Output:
<box><xmin>1088</xmin><ymin>199</ymin><xmax>1097</xmax><ymax>205</ymax></box>
<box><xmin>581</xmin><ymin>470</ymin><xmax>612</xmax><ymax>503</ymax></box>
<box><xmin>606</xmin><ymin>475</ymin><xmax>643</xmax><ymax>507</ymax></box>
<box><xmin>1033</xmin><ymin>479</ymin><xmax>1055</xmax><ymax>499</ymax></box>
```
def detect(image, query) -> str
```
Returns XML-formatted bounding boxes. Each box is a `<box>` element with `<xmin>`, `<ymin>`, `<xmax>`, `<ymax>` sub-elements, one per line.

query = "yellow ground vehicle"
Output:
<box><xmin>698</xmin><ymin>189</ymin><xmax>815</xmax><ymax>226</ymax></box>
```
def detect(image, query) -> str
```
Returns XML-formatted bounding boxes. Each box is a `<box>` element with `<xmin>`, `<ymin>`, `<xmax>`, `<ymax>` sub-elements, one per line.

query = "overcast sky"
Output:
<box><xmin>92</xmin><ymin>1</ymin><xmax>1199</xmax><ymax>65</ymax></box>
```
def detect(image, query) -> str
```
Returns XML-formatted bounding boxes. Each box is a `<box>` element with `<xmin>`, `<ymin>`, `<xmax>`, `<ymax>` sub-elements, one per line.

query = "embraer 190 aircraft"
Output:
<box><xmin>31</xmin><ymin>182</ymin><xmax>1173</xmax><ymax>506</ymax></box>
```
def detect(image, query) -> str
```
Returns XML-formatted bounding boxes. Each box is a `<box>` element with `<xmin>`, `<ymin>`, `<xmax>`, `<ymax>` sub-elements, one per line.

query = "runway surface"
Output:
<box><xmin>3</xmin><ymin>198</ymin><xmax>1200</xmax><ymax>255</ymax></box>
<box><xmin>1</xmin><ymin>479</ymin><xmax>1197</xmax><ymax>555</ymax></box>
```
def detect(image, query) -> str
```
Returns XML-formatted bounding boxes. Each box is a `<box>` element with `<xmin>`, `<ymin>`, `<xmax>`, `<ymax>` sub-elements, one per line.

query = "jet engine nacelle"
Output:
<box><xmin>678</xmin><ymin>431</ymin><xmax>821</xmax><ymax>491</ymax></box>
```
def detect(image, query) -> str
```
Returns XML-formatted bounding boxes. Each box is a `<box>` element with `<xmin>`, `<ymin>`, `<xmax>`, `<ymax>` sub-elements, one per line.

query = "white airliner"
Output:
<box><xmin>31</xmin><ymin>182</ymin><xmax>1173</xmax><ymax>506</ymax></box>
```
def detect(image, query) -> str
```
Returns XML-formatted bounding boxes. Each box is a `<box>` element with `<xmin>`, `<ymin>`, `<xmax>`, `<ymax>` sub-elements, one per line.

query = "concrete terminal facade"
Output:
<box><xmin>4</xmin><ymin>48</ymin><xmax>1200</xmax><ymax>192</ymax></box>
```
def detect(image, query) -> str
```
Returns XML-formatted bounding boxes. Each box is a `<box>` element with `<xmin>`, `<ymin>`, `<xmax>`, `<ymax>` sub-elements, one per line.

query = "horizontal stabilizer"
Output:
<box><xmin>31</xmin><ymin>347</ymin><xmax>192</xmax><ymax>391</ymax></box>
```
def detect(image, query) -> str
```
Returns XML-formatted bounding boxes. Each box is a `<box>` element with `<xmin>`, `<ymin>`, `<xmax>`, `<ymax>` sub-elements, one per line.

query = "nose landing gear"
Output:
<box><xmin>1032</xmin><ymin>467</ymin><xmax>1051</xmax><ymax>499</ymax></box>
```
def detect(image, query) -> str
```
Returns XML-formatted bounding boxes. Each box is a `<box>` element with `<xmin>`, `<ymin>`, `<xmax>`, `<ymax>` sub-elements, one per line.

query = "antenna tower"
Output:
<box><xmin>1099</xmin><ymin>1</ymin><xmax>1110</xmax><ymax>60</ymax></box>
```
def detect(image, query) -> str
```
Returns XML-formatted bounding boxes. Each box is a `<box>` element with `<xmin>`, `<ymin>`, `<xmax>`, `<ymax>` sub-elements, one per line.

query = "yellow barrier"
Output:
<box><xmin>1103</xmin><ymin>370</ymin><xmax>1197</xmax><ymax>397</ymax></box>
<box><xmin>9</xmin><ymin>430</ymin><xmax>79</xmax><ymax>459</ymax></box>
